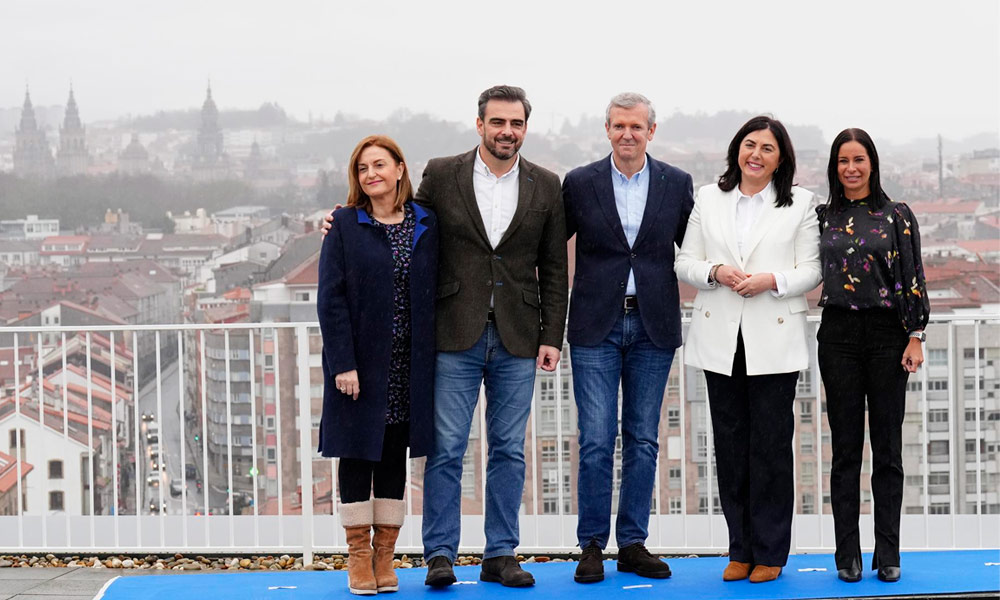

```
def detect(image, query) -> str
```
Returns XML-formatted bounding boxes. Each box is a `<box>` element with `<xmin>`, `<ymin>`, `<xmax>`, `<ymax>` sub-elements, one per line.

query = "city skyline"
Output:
<box><xmin>1</xmin><ymin>0</ymin><xmax>998</xmax><ymax>143</ymax></box>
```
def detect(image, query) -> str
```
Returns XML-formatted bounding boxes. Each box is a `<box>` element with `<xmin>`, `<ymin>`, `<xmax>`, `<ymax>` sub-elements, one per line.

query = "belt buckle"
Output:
<box><xmin>623</xmin><ymin>295</ymin><xmax>637</xmax><ymax>312</ymax></box>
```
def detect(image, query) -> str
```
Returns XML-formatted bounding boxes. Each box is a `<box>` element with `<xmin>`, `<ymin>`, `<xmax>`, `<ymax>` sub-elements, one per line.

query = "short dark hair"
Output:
<box><xmin>477</xmin><ymin>85</ymin><xmax>532</xmax><ymax>121</ymax></box>
<box><xmin>718</xmin><ymin>115</ymin><xmax>796</xmax><ymax>208</ymax></box>
<box><xmin>826</xmin><ymin>127</ymin><xmax>888</xmax><ymax>213</ymax></box>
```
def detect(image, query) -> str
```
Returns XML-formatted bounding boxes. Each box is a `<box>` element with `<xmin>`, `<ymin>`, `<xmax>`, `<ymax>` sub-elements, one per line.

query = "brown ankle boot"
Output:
<box><xmin>342</xmin><ymin>500</ymin><xmax>376</xmax><ymax>595</ymax></box>
<box><xmin>373</xmin><ymin>498</ymin><xmax>405</xmax><ymax>593</ymax></box>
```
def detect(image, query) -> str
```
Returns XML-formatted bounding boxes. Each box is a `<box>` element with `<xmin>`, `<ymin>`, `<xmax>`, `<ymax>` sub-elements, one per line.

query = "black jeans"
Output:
<box><xmin>818</xmin><ymin>307</ymin><xmax>909</xmax><ymax>570</ymax></box>
<box><xmin>704</xmin><ymin>331</ymin><xmax>798</xmax><ymax>567</ymax></box>
<box><xmin>339</xmin><ymin>422</ymin><xmax>409</xmax><ymax>503</ymax></box>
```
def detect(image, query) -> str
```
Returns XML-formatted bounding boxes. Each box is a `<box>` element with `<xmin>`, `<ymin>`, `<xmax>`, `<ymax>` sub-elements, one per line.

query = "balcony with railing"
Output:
<box><xmin>0</xmin><ymin>315</ymin><xmax>997</xmax><ymax>598</ymax></box>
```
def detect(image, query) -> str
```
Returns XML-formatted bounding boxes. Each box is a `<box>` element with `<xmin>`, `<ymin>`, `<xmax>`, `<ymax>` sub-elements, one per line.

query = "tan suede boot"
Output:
<box><xmin>372</xmin><ymin>498</ymin><xmax>406</xmax><ymax>592</ymax></box>
<box><xmin>342</xmin><ymin>500</ymin><xmax>376</xmax><ymax>595</ymax></box>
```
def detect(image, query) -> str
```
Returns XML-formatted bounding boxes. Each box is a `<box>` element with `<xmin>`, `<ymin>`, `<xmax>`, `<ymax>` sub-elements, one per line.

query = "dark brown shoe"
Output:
<box><xmin>722</xmin><ymin>560</ymin><xmax>751</xmax><ymax>581</ymax></box>
<box><xmin>424</xmin><ymin>556</ymin><xmax>456</xmax><ymax>587</ymax></box>
<box><xmin>617</xmin><ymin>543</ymin><xmax>671</xmax><ymax>579</ymax></box>
<box><xmin>480</xmin><ymin>556</ymin><xmax>535</xmax><ymax>587</ymax></box>
<box><xmin>574</xmin><ymin>542</ymin><xmax>604</xmax><ymax>583</ymax></box>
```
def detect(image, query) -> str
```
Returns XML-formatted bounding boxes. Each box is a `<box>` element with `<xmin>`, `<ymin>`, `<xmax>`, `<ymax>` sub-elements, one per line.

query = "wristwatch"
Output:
<box><xmin>908</xmin><ymin>331</ymin><xmax>926</xmax><ymax>342</ymax></box>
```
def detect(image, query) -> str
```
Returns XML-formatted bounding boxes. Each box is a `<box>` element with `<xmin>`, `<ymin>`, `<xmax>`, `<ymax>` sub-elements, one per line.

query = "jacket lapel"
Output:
<box><xmin>590</xmin><ymin>156</ymin><xmax>629</xmax><ymax>249</ymax></box>
<box><xmin>719</xmin><ymin>187</ymin><xmax>743</xmax><ymax>268</ymax></box>
<box><xmin>632</xmin><ymin>156</ymin><xmax>664</xmax><ymax>249</ymax></box>
<box><xmin>455</xmin><ymin>149</ymin><xmax>491</xmax><ymax>247</ymax></box>
<box><xmin>497</xmin><ymin>160</ymin><xmax>535</xmax><ymax>246</ymax></box>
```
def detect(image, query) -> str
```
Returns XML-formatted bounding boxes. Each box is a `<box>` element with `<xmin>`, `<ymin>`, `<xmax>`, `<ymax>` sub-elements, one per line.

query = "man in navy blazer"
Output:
<box><xmin>562</xmin><ymin>93</ymin><xmax>694</xmax><ymax>583</ymax></box>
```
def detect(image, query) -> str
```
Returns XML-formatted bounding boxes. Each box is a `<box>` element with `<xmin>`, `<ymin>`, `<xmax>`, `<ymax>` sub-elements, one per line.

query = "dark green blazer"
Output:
<box><xmin>416</xmin><ymin>148</ymin><xmax>567</xmax><ymax>358</ymax></box>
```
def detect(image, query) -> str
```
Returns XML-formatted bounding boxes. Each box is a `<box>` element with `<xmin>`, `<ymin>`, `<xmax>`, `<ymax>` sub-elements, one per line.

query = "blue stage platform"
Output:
<box><xmin>98</xmin><ymin>550</ymin><xmax>1000</xmax><ymax>600</ymax></box>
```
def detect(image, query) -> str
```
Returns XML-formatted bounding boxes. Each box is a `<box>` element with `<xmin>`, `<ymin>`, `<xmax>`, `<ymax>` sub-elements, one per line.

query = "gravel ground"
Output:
<box><xmin>0</xmin><ymin>553</ymin><xmax>577</xmax><ymax>572</ymax></box>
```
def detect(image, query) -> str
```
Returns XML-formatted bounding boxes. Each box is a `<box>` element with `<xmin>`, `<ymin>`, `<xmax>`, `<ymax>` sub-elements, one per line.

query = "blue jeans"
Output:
<box><xmin>571</xmin><ymin>307</ymin><xmax>674</xmax><ymax>549</ymax></box>
<box><xmin>422</xmin><ymin>322</ymin><xmax>537</xmax><ymax>561</ymax></box>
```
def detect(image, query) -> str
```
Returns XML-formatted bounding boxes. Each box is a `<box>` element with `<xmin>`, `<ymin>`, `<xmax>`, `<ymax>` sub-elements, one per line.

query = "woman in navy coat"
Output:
<box><xmin>317</xmin><ymin>135</ymin><xmax>437</xmax><ymax>595</ymax></box>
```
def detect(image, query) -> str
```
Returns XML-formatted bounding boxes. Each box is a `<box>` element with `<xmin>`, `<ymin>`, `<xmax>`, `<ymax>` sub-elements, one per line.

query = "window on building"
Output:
<box><xmin>928</xmin><ymin>409</ymin><xmax>949</xmax><ymax>423</ymax></box>
<box><xmin>797</xmin><ymin>370</ymin><xmax>812</xmax><ymax>395</ymax></box>
<box><xmin>8</xmin><ymin>429</ymin><xmax>25</xmax><ymax>451</ymax></box>
<box><xmin>800</xmin><ymin>400</ymin><xmax>813</xmax><ymax>424</ymax></box>
<box><xmin>928</xmin><ymin>440</ymin><xmax>949</xmax><ymax>456</ymax></box>
<box><xmin>666</xmin><ymin>406</ymin><xmax>680</xmax><ymax>429</ymax></box>
<box><xmin>907</xmin><ymin>380</ymin><xmax>923</xmax><ymax>392</ymax></box>
<box><xmin>929</xmin><ymin>503</ymin><xmax>950</xmax><ymax>514</ymax></box>
<box><xmin>800</xmin><ymin>432</ymin><xmax>814</xmax><ymax>455</ymax></box>
<box><xmin>266</xmin><ymin>447</ymin><xmax>276</xmax><ymax>461</ymax></box>
<box><xmin>928</xmin><ymin>379</ymin><xmax>949</xmax><ymax>391</ymax></box>
<box><xmin>802</xmin><ymin>493</ymin><xmax>815</xmax><ymax>514</ymax></box>
<box><xmin>294</xmin><ymin>292</ymin><xmax>311</xmax><ymax>302</ymax></box>
<box><xmin>801</xmin><ymin>461</ymin><xmax>815</xmax><ymax>486</ymax></box>
<box><xmin>928</xmin><ymin>349</ymin><xmax>948</xmax><ymax>367</ymax></box>
<box><xmin>668</xmin><ymin>467</ymin><xmax>681</xmax><ymax>489</ymax></box>
<box><xmin>668</xmin><ymin>497</ymin><xmax>682</xmax><ymax>515</ymax></box>
<box><xmin>48</xmin><ymin>460</ymin><xmax>63</xmax><ymax>479</ymax></box>
<box><xmin>928</xmin><ymin>472</ymin><xmax>949</xmax><ymax>487</ymax></box>
<box><xmin>49</xmin><ymin>491</ymin><xmax>64</xmax><ymax>511</ymax></box>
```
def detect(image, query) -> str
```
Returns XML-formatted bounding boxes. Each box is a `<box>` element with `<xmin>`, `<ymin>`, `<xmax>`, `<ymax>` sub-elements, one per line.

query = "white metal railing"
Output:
<box><xmin>0</xmin><ymin>315</ymin><xmax>997</xmax><ymax>564</ymax></box>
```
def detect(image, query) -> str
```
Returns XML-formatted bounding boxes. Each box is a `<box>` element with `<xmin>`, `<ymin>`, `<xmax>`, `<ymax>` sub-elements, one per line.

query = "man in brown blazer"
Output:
<box><xmin>321</xmin><ymin>85</ymin><xmax>567</xmax><ymax>587</ymax></box>
<box><xmin>419</xmin><ymin>86</ymin><xmax>566</xmax><ymax>588</ymax></box>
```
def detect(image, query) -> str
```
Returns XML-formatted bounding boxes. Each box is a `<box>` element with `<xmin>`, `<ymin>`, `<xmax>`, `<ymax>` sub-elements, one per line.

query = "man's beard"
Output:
<box><xmin>484</xmin><ymin>134</ymin><xmax>520</xmax><ymax>160</ymax></box>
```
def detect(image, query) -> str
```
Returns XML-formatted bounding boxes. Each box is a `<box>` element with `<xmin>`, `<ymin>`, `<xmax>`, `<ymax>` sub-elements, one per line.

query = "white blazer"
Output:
<box><xmin>675</xmin><ymin>183</ymin><xmax>821</xmax><ymax>376</ymax></box>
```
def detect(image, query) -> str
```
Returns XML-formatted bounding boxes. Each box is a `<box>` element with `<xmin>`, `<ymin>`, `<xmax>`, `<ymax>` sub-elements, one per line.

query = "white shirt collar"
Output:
<box><xmin>475</xmin><ymin>146</ymin><xmax>520</xmax><ymax>180</ymax></box>
<box><xmin>736</xmin><ymin>180</ymin><xmax>774</xmax><ymax>204</ymax></box>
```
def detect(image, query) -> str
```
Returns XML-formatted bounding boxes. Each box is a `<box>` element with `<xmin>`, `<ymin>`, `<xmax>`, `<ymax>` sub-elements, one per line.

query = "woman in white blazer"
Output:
<box><xmin>675</xmin><ymin>116</ymin><xmax>821</xmax><ymax>583</ymax></box>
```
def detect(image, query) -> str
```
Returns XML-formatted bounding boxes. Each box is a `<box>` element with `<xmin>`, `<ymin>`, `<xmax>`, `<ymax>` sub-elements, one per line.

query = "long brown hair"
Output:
<box><xmin>346</xmin><ymin>135</ymin><xmax>413</xmax><ymax>212</ymax></box>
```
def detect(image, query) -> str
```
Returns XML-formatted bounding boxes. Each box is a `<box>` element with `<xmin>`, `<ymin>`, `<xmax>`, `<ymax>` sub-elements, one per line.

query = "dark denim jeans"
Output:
<box><xmin>571</xmin><ymin>307</ymin><xmax>674</xmax><ymax>549</ymax></box>
<box><xmin>421</xmin><ymin>322</ymin><xmax>537</xmax><ymax>561</ymax></box>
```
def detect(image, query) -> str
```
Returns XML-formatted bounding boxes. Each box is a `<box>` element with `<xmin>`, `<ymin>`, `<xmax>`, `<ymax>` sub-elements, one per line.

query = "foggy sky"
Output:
<box><xmin>2</xmin><ymin>0</ymin><xmax>998</xmax><ymax>144</ymax></box>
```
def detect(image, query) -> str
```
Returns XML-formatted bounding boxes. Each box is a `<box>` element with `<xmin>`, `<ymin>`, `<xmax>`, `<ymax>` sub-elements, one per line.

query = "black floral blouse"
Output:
<box><xmin>817</xmin><ymin>196</ymin><xmax>930</xmax><ymax>333</ymax></box>
<box><xmin>371</xmin><ymin>204</ymin><xmax>416</xmax><ymax>425</ymax></box>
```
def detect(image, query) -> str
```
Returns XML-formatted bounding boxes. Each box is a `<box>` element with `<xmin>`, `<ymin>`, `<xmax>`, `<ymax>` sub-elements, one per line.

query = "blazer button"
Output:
<box><xmin>705</xmin><ymin>311</ymin><xmax>711</xmax><ymax>318</ymax></box>
<box><xmin>630</xmin><ymin>252</ymin><xmax>636</xmax><ymax>259</ymax></box>
<box><xmin>486</xmin><ymin>280</ymin><xmax>493</xmax><ymax>287</ymax></box>
<box><xmin>777</xmin><ymin>317</ymin><xmax>784</xmax><ymax>324</ymax></box>
<box><xmin>619</xmin><ymin>282</ymin><xmax>625</xmax><ymax>288</ymax></box>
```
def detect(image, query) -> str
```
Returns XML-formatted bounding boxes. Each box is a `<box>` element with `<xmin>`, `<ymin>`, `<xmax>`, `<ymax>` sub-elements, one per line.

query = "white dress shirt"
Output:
<box><xmin>708</xmin><ymin>181</ymin><xmax>787</xmax><ymax>296</ymax></box>
<box><xmin>473</xmin><ymin>147</ymin><xmax>520</xmax><ymax>249</ymax></box>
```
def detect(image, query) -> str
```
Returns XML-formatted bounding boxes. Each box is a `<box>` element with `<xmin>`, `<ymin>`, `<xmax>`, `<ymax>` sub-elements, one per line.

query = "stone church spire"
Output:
<box><xmin>57</xmin><ymin>85</ymin><xmax>90</xmax><ymax>175</ymax></box>
<box><xmin>13</xmin><ymin>87</ymin><xmax>55</xmax><ymax>178</ymax></box>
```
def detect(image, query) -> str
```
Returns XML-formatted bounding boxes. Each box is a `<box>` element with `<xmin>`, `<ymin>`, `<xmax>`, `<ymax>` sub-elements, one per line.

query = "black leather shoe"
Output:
<box><xmin>424</xmin><ymin>556</ymin><xmax>456</xmax><ymax>587</ymax></box>
<box><xmin>837</xmin><ymin>566</ymin><xmax>862</xmax><ymax>582</ymax></box>
<box><xmin>574</xmin><ymin>542</ymin><xmax>604</xmax><ymax>583</ymax></box>
<box><xmin>617</xmin><ymin>543</ymin><xmax>671</xmax><ymax>579</ymax></box>
<box><xmin>877</xmin><ymin>565</ymin><xmax>901</xmax><ymax>582</ymax></box>
<box><xmin>480</xmin><ymin>556</ymin><xmax>535</xmax><ymax>587</ymax></box>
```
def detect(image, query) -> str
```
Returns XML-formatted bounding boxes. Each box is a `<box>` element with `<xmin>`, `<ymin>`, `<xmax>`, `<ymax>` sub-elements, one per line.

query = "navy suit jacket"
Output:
<box><xmin>563</xmin><ymin>154</ymin><xmax>694</xmax><ymax>349</ymax></box>
<box><xmin>316</xmin><ymin>202</ymin><xmax>438</xmax><ymax>461</ymax></box>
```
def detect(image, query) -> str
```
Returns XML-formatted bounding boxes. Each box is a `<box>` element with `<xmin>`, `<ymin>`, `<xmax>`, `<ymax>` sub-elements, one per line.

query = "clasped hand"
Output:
<box><xmin>716</xmin><ymin>265</ymin><xmax>773</xmax><ymax>298</ymax></box>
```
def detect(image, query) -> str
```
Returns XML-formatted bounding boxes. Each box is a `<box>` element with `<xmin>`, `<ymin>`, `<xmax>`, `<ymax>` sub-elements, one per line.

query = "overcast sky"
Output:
<box><xmin>2</xmin><ymin>0</ymin><xmax>998</xmax><ymax>144</ymax></box>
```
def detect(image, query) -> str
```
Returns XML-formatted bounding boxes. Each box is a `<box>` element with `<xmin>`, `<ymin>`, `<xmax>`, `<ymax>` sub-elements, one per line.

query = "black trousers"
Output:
<box><xmin>818</xmin><ymin>307</ymin><xmax>909</xmax><ymax>570</ymax></box>
<box><xmin>704</xmin><ymin>331</ymin><xmax>798</xmax><ymax>567</ymax></box>
<box><xmin>338</xmin><ymin>422</ymin><xmax>409</xmax><ymax>504</ymax></box>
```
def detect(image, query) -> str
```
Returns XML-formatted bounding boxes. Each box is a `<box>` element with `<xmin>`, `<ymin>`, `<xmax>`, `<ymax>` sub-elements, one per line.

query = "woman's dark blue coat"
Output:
<box><xmin>317</xmin><ymin>202</ymin><xmax>437</xmax><ymax>461</ymax></box>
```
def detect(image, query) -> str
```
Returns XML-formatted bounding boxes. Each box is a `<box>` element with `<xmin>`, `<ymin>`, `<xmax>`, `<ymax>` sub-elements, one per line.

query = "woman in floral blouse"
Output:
<box><xmin>816</xmin><ymin>128</ymin><xmax>929</xmax><ymax>585</ymax></box>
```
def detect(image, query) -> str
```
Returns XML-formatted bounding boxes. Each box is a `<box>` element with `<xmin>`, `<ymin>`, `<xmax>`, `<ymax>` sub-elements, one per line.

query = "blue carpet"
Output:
<box><xmin>99</xmin><ymin>550</ymin><xmax>1000</xmax><ymax>600</ymax></box>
